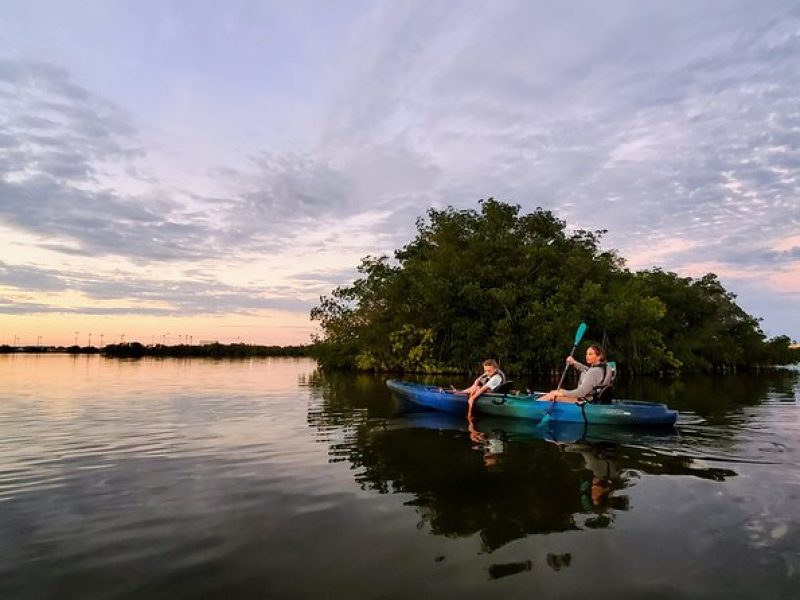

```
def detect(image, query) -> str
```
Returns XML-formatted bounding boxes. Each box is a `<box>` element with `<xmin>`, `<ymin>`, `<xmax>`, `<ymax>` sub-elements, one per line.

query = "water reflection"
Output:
<box><xmin>0</xmin><ymin>357</ymin><xmax>795</xmax><ymax>597</ymax></box>
<box><xmin>619</xmin><ymin>369</ymin><xmax>799</xmax><ymax>422</ymax></box>
<box><xmin>306</xmin><ymin>372</ymin><xmax>740</xmax><ymax>554</ymax></box>
<box><xmin>302</xmin><ymin>368</ymin><xmax>797</xmax><ymax>593</ymax></box>
<box><xmin>348</xmin><ymin>421</ymin><xmax>585</xmax><ymax>552</ymax></box>
<box><xmin>559</xmin><ymin>440</ymin><xmax>626</xmax><ymax>528</ymax></box>
<box><xmin>468</xmin><ymin>418</ymin><xmax>628</xmax><ymax>530</ymax></box>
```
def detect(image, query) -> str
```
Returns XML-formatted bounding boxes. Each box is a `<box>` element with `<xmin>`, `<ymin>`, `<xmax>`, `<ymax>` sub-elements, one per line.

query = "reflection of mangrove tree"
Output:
<box><xmin>616</xmin><ymin>369</ymin><xmax>800</xmax><ymax>424</ymax></box>
<box><xmin>302</xmin><ymin>369</ymin><xmax>396</xmax><ymax>427</ymax></box>
<box><xmin>349</xmin><ymin>426</ymin><xmax>586</xmax><ymax>552</ymax></box>
<box><xmin>306</xmin><ymin>372</ymin><xmax>739</xmax><ymax>553</ymax></box>
<box><xmin>308</xmin><ymin>399</ymin><xmax>740</xmax><ymax>550</ymax></box>
<box><xmin>343</xmin><ymin>421</ymin><xmax>737</xmax><ymax>551</ymax></box>
<box><xmin>311</xmin><ymin>199</ymin><xmax>799</xmax><ymax>374</ymax></box>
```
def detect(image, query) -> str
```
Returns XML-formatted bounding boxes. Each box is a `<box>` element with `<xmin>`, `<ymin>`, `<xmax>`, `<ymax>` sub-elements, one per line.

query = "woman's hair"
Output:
<box><xmin>483</xmin><ymin>359</ymin><xmax>500</xmax><ymax>369</ymax></box>
<box><xmin>588</xmin><ymin>344</ymin><xmax>606</xmax><ymax>360</ymax></box>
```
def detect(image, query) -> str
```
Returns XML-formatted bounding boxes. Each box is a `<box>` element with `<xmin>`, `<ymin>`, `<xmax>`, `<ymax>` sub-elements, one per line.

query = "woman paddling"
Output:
<box><xmin>540</xmin><ymin>344</ymin><xmax>611</xmax><ymax>403</ymax></box>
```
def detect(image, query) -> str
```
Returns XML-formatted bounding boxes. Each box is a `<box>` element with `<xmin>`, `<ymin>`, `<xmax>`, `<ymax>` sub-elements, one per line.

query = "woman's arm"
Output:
<box><xmin>567</xmin><ymin>356</ymin><xmax>589</xmax><ymax>373</ymax></box>
<box><xmin>561</xmin><ymin>366</ymin><xmax>604</xmax><ymax>399</ymax></box>
<box><xmin>541</xmin><ymin>363</ymin><xmax>595</xmax><ymax>401</ymax></box>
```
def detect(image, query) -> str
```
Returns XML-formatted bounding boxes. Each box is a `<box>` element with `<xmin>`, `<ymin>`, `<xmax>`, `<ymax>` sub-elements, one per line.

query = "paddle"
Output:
<box><xmin>538</xmin><ymin>322</ymin><xmax>588</xmax><ymax>427</ymax></box>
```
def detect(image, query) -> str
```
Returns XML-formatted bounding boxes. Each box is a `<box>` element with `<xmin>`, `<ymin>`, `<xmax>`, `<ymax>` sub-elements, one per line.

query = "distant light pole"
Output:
<box><xmin>88</xmin><ymin>333</ymin><xmax>92</xmax><ymax>347</ymax></box>
<box><xmin>120</xmin><ymin>334</ymin><xmax>126</xmax><ymax>344</ymax></box>
<box><xmin>74</xmin><ymin>331</ymin><xmax>79</xmax><ymax>346</ymax></box>
<box><xmin>100</xmin><ymin>334</ymin><xmax>104</xmax><ymax>348</ymax></box>
<box><xmin>166</xmin><ymin>332</ymin><xmax>170</xmax><ymax>345</ymax></box>
<box><xmin>37</xmin><ymin>336</ymin><xmax>42</xmax><ymax>346</ymax></box>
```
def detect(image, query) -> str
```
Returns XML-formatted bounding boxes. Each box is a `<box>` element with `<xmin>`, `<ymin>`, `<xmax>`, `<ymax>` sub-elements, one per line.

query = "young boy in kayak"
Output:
<box><xmin>452</xmin><ymin>359</ymin><xmax>506</xmax><ymax>417</ymax></box>
<box><xmin>540</xmin><ymin>344</ymin><xmax>610</xmax><ymax>403</ymax></box>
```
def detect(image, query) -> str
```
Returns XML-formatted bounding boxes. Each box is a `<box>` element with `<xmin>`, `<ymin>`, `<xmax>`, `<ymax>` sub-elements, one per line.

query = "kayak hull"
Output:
<box><xmin>386</xmin><ymin>379</ymin><xmax>678</xmax><ymax>426</ymax></box>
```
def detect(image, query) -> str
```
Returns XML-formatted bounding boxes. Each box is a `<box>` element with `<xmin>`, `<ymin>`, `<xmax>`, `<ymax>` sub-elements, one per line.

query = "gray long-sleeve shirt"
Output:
<box><xmin>563</xmin><ymin>362</ymin><xmax>606</xmax><ymax>400</ymax></box>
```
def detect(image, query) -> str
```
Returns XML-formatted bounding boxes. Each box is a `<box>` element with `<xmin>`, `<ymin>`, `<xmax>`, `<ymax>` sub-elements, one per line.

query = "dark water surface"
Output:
<box><xmin>0</xmin><ymin>355</ymin><xmax>798</xmax><ymax>599</ymax></box>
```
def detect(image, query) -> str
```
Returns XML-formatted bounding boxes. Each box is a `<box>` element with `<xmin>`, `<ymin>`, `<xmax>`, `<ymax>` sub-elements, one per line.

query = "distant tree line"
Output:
<box><xmin>0</xmin><ymin>345</ymin><xmax>101</xmax><ymax>354</ymax></box>
<box><xmin>310</xmin><ymin>199</ymin><xmax>799</xmax><ymax>375</ymax></box>
<box><xmin>0</xmin><ymin>344</ymin><xmax>310</xmax><ymax>358</ymax></box>
<box><xmin>101</xmin><ymin>343</ymin><xmax>310</xmax><ymax>359</ymax></box>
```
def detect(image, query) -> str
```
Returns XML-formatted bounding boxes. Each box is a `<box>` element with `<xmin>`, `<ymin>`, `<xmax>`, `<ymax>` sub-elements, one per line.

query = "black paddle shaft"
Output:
<box><xmin>556</xmin><ymin>345</ymin><xmax>579</xmax><ymax>390</ymax></box>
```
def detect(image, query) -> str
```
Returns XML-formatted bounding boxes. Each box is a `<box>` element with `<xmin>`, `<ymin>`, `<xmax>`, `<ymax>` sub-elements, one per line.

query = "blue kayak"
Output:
<box><xmin>386</xmin><ymin>379</ymin><xmax>678</xmax><ymax>427</ymax></box>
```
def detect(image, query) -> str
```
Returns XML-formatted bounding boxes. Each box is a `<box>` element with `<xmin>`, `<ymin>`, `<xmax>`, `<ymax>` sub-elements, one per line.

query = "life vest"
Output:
<box><xmin>479</xmin><ymin>369</ymin><xmax>506</xmax><ymax>390</ymax></box>
<box><xmin>589</xmin><ymin>362</ymin><xmax>615</xmax><ymax>404</ymax></box>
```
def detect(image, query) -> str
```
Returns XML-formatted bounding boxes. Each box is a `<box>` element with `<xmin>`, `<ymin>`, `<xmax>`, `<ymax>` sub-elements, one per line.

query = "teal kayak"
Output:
<box><xmin>386</xmin><ymin>379</ymin><xmax>678</xmax><ymax>427</ymax></box>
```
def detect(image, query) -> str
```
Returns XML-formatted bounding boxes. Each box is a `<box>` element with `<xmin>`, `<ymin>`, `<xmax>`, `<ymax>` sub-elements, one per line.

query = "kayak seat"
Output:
<box><xmin>490</xmin><ymin>381</ymin><xmax>514</xmax><ymax>405</ymax></box>
<box><xmin>494</xmin><ymin>381</ymin><xmax>514</xmax><ymax>395</ymax></box>
<box><xmin>591</xmin><ymin>386</ymin><xmax>614</xmax><ymax>404</ymax></box>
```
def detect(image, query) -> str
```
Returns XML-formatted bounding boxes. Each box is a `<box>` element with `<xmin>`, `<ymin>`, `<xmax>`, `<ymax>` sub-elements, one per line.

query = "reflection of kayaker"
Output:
<box><xmin>468</xmin><ymin>418</ymin><xmax>506</xmax><ymax>470</ymax></box>
<box><xmin>560</xmin><ymin>441</ymin><xmax>629</xmax><ymax>521</ymax></box>
<box><xmin>569</xmin><ymin>442</ymin><xmax>619</xmax><ymax>482</ymax></box>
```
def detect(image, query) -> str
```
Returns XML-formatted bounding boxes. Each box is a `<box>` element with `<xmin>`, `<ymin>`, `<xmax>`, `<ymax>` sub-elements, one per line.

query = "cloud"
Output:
<box><xmin>1</xmin><ymin>2</ymin><xmax>799</xmax><ymax>337</ymax></box>
<box><xmin>0</xmin><ymin>177</ymin><xmax>218</xmax><ymax>261</ymax></box>
<box><xmin>0</xmin><ymin>261</ymin><xmax>310</xmax><ymax>316</ymax></box>
<box><xmin>172</xmin><ymin>1</ymin><xmax>799</xmax><ymax>302</ymax></box>
<box><xmin>0</xmin><ymin>60</ymin><xmax>431</xmax><ymax>263</ymax></box>
<box><xmin>0</xmin><ymin>298</ymin><xmax>61</xmax><ymax>315</ymax></box>
<box><xmin>0</xmin><ymin>60</ymin><xmax>139</xmax><ymax>176</ymax></box>
<box><xmin>296</xmin><ymin>1</ymin><xmax>800</xmax><ymax>337</ymax></box>
<box><xmin>0</xmin><ymin>59</ymin><xmax>219</xmax><ymax>262</ymax></box>
<box><xmin>75</xmin><ymin>275</ymin><xmax>313</xmax><ymax>314</ymax></box>
<box><xmin>0</xmin><ymin>261</ymin><xmax>67</xmax><ymax>292</ymax></box>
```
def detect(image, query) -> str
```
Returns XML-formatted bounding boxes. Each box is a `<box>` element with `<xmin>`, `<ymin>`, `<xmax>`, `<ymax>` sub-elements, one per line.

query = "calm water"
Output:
<box><xmin>0</xmin><ymin>355</ymin><xmax>798</xmax><ymax>599</ymax></box>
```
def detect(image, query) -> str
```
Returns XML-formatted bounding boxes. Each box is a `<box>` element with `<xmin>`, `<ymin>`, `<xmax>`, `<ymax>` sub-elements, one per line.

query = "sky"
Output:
<box><xmin>0</xmin><ymin>0</ymin><xmax>798</xmax><ymax>347</ymax></box>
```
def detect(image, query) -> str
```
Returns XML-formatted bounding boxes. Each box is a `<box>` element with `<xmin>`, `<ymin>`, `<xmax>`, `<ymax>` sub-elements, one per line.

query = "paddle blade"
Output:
<box><xmin>574</xmin><ymin>322</ymin><xmax>588</xmax><ymax>346</ymax></box>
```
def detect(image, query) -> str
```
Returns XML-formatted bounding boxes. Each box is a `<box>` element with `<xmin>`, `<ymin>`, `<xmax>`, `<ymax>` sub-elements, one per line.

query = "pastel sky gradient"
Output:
<box><xmin>1</xmin><ymin>1</ymin><xmax>798</xmax><ymax>346</ymax></box>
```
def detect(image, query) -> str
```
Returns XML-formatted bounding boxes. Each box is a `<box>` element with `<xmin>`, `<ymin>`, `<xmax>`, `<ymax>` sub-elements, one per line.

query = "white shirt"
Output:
<box><xmin>483</xmin><ymin>373</ymin><xmax>504</xmax><ymax>390</ymax></box>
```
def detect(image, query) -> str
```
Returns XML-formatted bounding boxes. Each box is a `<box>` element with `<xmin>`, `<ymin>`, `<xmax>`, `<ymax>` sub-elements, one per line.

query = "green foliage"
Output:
<box><xmin>310</xmin><ymin>199</ymin><xmax>797</xmax><ymax>374</ymax></box>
